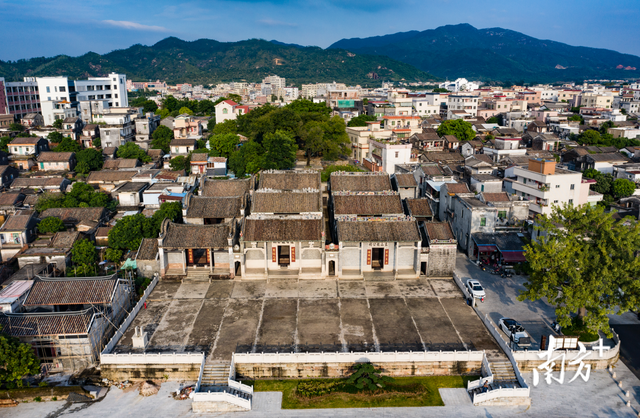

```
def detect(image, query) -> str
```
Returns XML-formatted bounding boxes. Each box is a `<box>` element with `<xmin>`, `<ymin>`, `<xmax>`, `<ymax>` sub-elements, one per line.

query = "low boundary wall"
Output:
<box><xmin>100</xmin><ymin>352</ymin><xmax>205</xmax><ymax>381</ymax></box>
<box><xmin>233</xmin><ymin>350</ymin><xmax>484</xmax><ymax>379</ymax></box>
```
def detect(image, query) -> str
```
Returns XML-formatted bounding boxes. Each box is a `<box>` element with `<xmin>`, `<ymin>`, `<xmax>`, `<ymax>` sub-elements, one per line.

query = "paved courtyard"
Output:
<box><xmin>115</xmin><ymin>278</ymin><xmax>499</xmax><ymax>359</ymax></box>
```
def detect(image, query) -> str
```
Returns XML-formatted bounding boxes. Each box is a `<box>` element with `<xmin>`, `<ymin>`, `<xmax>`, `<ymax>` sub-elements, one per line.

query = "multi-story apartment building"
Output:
<box><xmin>99</xmin><ymin>113</ymin><xmax>134</xmax><ymax>148</ymax></box>
<box><xmin>447</xmin><ymin>94</ymin><xmax>479</xmax><ymax>118</ymax></box>
<box><xmin>0</xmin><ymin>77</ymin><xmax>41</xmax><ymax>120</ymax></box>
<box><xmin>575</xmin><ymin>92</ymin><xmax>614</xmax><ymax>109</ymax></box>
<box><xmin>510</xmin><ymin>158</ymin><xmax>601</xmax><ymax>216</ymax></box>
<box><xmin>75</xmin><ymin>73</ymin><xmax>128</xmax><ymax>108</ymax></box>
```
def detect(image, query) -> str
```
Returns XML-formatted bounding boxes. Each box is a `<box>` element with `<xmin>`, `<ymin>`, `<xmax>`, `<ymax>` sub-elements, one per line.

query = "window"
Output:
<box><xmin>480</xmin><ymin>217</ymin><xmax>486</xmax><ymax>226</ymax></box>
<box><xmin>498</xmin><ymin>210</ymin><xmax>506</xmax><ymax>219</ymax></box>
<box><xmin>568</xmin><ymin>199</ymin><xmax>573</xmax><ymax>204</ymax></box>
<box><xmin>555</xmin><ymin>184</ymin><xmax>560</xmax><ymax>188</ymax></box>
<box><xmin>395</xmin><ymin>152</ymin><xmax>399</xmax><ymax>158</ymax></box>
<box><xmin>46</xmin><ymin>86</ymin><xmax>50</xmax><ymax>93</ymax></box>
<box><xmin>570</xmin><ymin>184</ymin><xmax>575</xmax><ymax>190</ymax></box>
<box><xmin>554</xmin><ymin>200</ymin><xmax>558</xmax><ymax>203</ymax></box>
<box><xmin>59</xmin><ymin>86</ymin><xmax>66</xmax><ymax>92</ymax></box>
<box><xmin>114</xmin><ymin>94</ymin><xmax>118</xmax><ymax>98</ymax></box>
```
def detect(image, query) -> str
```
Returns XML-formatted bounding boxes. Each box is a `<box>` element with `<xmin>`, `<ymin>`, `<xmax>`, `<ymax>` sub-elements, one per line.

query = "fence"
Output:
<box><xmin>472</xmin><ymin>386</ymin><xmax>531</xmax><ymax>404</ymax></box>
<box><xmin>191</xmin><ymin>391</ymin><xmax>251</xmax><ymax>410</ymax></box>
<box><xmin>480</xmin><ymin>313</ymin><xmax>529</xmax><ymax>390</ymax></box>
<box><xmin>228</xmin><ymin>379</ymin><xmax>253</xmax><ymax>394</ymax></box>
<box><xmin>467</xmin><ymin>354</ymin><xmax>493</xmax><ymax>391</ymax></box>
<box><xmin>233</xmin><ymin>350</ymin><xmax>483</xmax><ymax>364</ymax></box>
<box><xmin>194</xmin><ymin>355</ymin><xmax>206</xmax><ymax>393</ymax></box>
<box><xmin>101</xmin><ymin>273</ymin><xmax>159</xmax><ymax>354</ymax></box>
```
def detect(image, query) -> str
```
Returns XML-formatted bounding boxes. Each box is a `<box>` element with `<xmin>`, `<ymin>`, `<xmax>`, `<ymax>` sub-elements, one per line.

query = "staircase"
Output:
<box><xmin>183</xmin><ymin>269</ymin><xmax>211</xmax><ymax>283</ymax></box>
<box><xmin>200</xmin><ymin>361</ymin><xmax>231</xmax><ymax>388</ymax></box>
<box><xmin>490</xmin><ymin>360</ymin><xmax>518</xmax><ymax>385</ymax></box>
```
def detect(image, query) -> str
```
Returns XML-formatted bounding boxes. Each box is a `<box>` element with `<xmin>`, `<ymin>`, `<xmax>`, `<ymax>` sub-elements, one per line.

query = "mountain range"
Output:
<box><xmin>1</xmin><ymin>24</ymin><xmax>639</xmax><ymax>85</ymax></box>
<box><xmin>329</xmin><ymin>24</ymin><xmax>640</xmax><ymax>83</ymax></box>
<box><xmin>0</xmin><ymin>37</ymin><xmax>434</xmax><ymax>86</ymax></box>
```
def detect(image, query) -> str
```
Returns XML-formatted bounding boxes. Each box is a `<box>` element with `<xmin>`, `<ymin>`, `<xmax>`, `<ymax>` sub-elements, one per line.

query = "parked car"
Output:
<box><xmin>498</xmin><ymin>317</ymin><xmax>532</xmax><ymax>347</ymax></box>
<box><xmin>466</xmin><ymin>279</ymin><xmax>486</xmax><ymax>299</ymax></box>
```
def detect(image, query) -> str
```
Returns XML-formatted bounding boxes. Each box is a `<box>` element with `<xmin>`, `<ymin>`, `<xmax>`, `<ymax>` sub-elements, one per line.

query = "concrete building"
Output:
<box><xmin>1</xmin><ymin>78</ymin><xmax>41</xmax><ymax>120</ymax></box>
<box><xmin>439</xmin><ymin>78</ymin><xmax>480</xmax><ymax>92</ymax></box>
<box><xmin>510</xmin><ymin>158</ymin><xmax>601</xmax><ymax>216</ymax></box>
<box><xmin>366</xmin><ymin>138</ymin><xmax>413</xmax><ymax>174</ymax></box>
<box><xmin>215</xmin><ymin>100</ymin><xmax>249</xmax><ymax>124</ymax></box>
<box><xmin>99</xmin><ymin>113</ymin><xmax>134</xmax><ymax>148</ymax></box>
<box><xmin>447</xmin><ymin>94</ymin><xmax>479</xmax><ymax>117</ymax></box>
<box><xmin>74</xmin><ymin>73</ymin><xmax>128</xmax><ymax>108</ymax></box>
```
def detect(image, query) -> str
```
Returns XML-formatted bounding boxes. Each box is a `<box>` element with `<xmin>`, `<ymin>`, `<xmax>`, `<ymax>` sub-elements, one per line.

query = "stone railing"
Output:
<box><xmin>100</xmin><ymin>352</ymin><xmax>204</xmax><ymax>365</ymax></box>
<box><xmin>467</xmin><ymin>354</ymin><xmax>493</xmax><ymax>391</ymax></box>
<box><xmin>233</xmin><ymin>350</ymin><xmax>483</xmax><ymax>364</ymax></box>
<box><xmin>228</xmin><ymin>379</ymin><xmax>253</xmax><ymax>394</ymax></box>
<box><xmin>472</xmin><ymin>386</ymin><xmax>531</xmax><ymax>405</ymax></box>
<box><xmin>480</xmin><ymin>313</ymin><xmax>529</xmax><ymax>390</ymax></box>
<box><xmin>191</xmin><ymin>391</ymin><xmax>251</xmax><ymax>410</ymax></box>
<box><xmin>194</xmin><ymin>355</ymin><xmax>206</xmax><ymax>393</ymax></box>
<box><xmin>102</xmin><ymin>273</ymin><xmax>159</xmax><ymax>354</ymax></box>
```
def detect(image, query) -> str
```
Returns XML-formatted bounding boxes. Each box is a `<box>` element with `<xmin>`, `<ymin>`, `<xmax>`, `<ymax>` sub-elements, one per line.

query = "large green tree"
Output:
<box><xmin>613</xmin><ymin>178</ymin><xmax>635</xmax><ymax>199</ymax></box>
<box><xmin>0</xmin><ymin>328</ymin><xmax>40</xmax><ymax>387</ymax></box>
<box><xmin>262</xmin><ymin>130</ymin><xmax>298</xmax><ymax>170</ymax></box>
<box><xmin>117</xmin><ymin>142</ymin><xmax>151</xmax><ymax>162</ymax></box>
<box><xmin>437</xmin><ymin>119</ymin><xmax>475</xmax><ymax>141</ymax></box>
<box><xmin>75</xmin><ymin>148</ymin><xmax>104</xmax><ymax>173</ymax></box>
<box><xmin>37</xmin><ymin>217</ymin><xmax>66</xmax><ymax>234</ymax></box>
<box><xmin>169</xmin><ymin>155</ymin><xmax>188</xmax><ymax>171</ymax></box>
<box><xmin>519</xmin><ymin>204</ymin><xmax>640</xmax><ymax>336</ymax></box>
<box><xmin>229</xmin><ymin>141</ymin><xmax>264</xmax><ymax>177</ymax></box>
<box><xmin>53</xmin><ymin>137</ymin><xmax>81</xmax><ymax>152</ymax></box>
<box><xmin>347</xmin><ymin>114</ymin><xmax>378</xmax><ymax>127</ymax></box>
<box><xmin>47</xmin><ymin>131</ymin><xmax>64</xmax><ymax>143</ymax></box>
<box><xmin>71</xmin><ymin>239</ymin><xmax>98</xmax><ymax>266</ymax></box>
<box><xmin>151</xmin><ymin>125</ymin><xmax>174</xmax><ymax>154</ymax></box>
<box><xmin>108</xmin><ymin>203</ymin><xmax>182</xmax><ymax>254</ymax></box>
<box><xmin>209</xmin><ymin>133</ymin><xmax>239</xmax><ymax>159</ymax></box>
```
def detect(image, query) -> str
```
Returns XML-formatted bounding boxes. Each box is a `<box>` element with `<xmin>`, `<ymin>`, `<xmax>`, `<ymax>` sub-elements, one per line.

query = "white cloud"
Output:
<box><xmin>258</xmin><ymin>18</ymin><xmax>297</xmax><ymax>27</ymax></box>
<box><xmin>102</xmin><ymin>20</ymin><xmax>168</xmax><ymax>32</ymax></box>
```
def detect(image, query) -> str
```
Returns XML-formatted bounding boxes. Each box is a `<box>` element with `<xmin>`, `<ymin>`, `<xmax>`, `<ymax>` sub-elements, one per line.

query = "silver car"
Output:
<box><xmin>466</xmin><ymin>279</ymin><xmax>486</xmax><ymax>299</ymax></box>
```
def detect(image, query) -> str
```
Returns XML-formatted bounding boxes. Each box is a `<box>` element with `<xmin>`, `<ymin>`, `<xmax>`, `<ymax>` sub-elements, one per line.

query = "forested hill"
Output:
<box><xmin>0</xmin><ymin>37</ymin><xmax>438</xmax><ymax>86</ymax></box>
<box><xmin>329</xmin><ymin>23</ymin><xmax>640</xmax><ymax>83</ymax></box>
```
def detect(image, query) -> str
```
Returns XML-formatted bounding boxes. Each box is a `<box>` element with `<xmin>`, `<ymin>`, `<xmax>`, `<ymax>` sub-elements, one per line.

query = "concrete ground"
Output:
<box><xmin>10</xmin><ymin>363</ymin><xmax>640</xmax><ymax>417</ymax></box>
<box><xmin>115</xmin><ymin>278</ymin><xmax>499</xmax><ymax>359</ymax></box>
<box><xmin>610</xmin><ymin>311</ymin><xmax>640</xmax><ymax>380</ymax></box>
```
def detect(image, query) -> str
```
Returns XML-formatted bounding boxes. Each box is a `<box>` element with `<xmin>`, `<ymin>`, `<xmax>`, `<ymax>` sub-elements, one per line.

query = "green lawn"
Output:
<box><xmin>243</xmin><ymin>375</ymin><xmax>474</xmax><ymax>409</ymax></box>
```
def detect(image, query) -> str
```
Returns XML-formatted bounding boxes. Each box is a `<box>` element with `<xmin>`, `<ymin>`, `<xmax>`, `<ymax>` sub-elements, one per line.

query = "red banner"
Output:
<box><xmin>206</xmin><ymin>249</ymin><xmax>211</xmax><ymax>264</ymax></box>
<box><xmin>384</xmin><ymin>249</ymin><xmax>389</xmax><ymax>265</ymax></box>
<box><xmin>187</xmin><ymin>249</ymin><xmax>194</xmax><ymax>264</ymax></box>
<box><xmin>366</xmin><ymin>249</ymin><xmax>371</xmax><ymax>265</ymax></box>
<box><xmin>272</xmin><ymin>246</ymin><xmax>277</xmax><ymax>263</ymax></box>
<box><xmin>291</xmin><ymin>246</ymin><xmax>295</xmax><ymax>263</ymax></box>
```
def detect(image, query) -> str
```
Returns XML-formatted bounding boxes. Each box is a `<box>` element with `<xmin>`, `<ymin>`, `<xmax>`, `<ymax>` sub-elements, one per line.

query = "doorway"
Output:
<box><xmin>328</xmin><ymin>260</ymin><xmax>335</xmax><ymax>276</ymax></box>
<box><xmin>234</xmin><ymin>261</ymin><xmax>241</xmax><ymax>276</ymax></box>
<box><xmin>187</xmin><ymin>249</ymin><xmax>209</xmax><ymax>266</ymax></box>
<box><xmin>277</xmin><ymin>245</ymin><xmax>290</xmax><ymax>266</ymax></box>
<box><xmin>371</xmin><ymin>248</ymin><xmax>384</xmax><ymax>270</ymax></box>
<box><xmin>421</xmin><ymin>262</ymin><xmax>427</xmax><ymax>275</ymax></box>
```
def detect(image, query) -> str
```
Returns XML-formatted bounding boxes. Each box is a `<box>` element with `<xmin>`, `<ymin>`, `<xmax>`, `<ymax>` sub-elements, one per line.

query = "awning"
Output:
<box><xmin>477</xmin><ymin>245</ymin><xmax>497</xmax><ymax>253</ymax></box>
<box><xmin>501</xmin><ymin>251</ymin><xmax>526</xmax><ymax>262</ymax></box>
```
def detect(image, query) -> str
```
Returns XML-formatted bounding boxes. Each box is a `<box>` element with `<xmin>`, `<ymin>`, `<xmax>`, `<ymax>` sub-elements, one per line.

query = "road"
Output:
<box><xmin>610</xmin><ymin>312</ymin><xmax>640</xmax><ymax>380</ymax></box>
<box><xmin>455</xmin><ymin>252</ymin><xmax>557</xmax><ymax>350</ymax></box>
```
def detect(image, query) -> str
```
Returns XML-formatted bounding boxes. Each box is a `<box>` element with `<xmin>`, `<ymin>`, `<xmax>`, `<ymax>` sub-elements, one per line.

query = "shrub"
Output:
<box><xmin>38</xmin><ymin>381</ymin><xmax>48</xmax><ymax>387</ymax></box>
<box><xmin>34</xmin><ymin>397</ymin><xmax>42</xmax><ymax>402</ymax></box>
<box><xmin>296</xmin><ymin>380</ymin><xmax>343</xmax><ymax>397</ymax></box>
<box><xmin>52</xmin><ymin>396</ymin><xmax>57</xmax><ymax>401</ymax></box>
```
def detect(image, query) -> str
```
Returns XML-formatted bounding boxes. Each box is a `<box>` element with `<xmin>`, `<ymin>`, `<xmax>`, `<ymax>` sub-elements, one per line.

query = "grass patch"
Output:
<box><xmin>562</xmin><ymin>317</ymin><xmax>600</xmax><ymax>342</ymax></box>
<box><xmin>245</xmin><ymin>375</ymin><xmax>474</xmax><ymax>409</ymax></box>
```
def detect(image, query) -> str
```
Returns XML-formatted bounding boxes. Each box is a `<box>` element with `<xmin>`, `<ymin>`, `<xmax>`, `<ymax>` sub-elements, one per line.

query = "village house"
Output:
<box><xmin>0</xmin><ymin>165</ymin><xmax>19</xmax><ymax>188</ymax></box>
<box><xmin>21</xmin><ymin>113</ymin><xmax>44</xmax><ymax>128</ymax></box>
<box><xmin>86</xmin><ymin>170</ymin><xmax>137</xmax><ymax>192</ymax></box>
<box><xmin>200</xmin><ymin>177</ymin><xmax>253</xmax><ymax>197</ymax></box>
<box><xmin>0</xmin><ymin>274</ymin><xmax>131</xmax><ymax>373</ymax></box>
<box><xmin>102</xmin><ymin>158</ymin><xmax>141</xmax><ymax>170</ymax></box>
<box><xmin>9</xmin><ymin>137</ymin><xmax>50</xmax><ymax>170</ymax></box>
<box><xmin>135</xmin><ymin>238</ymin><xmax>159</xmax><ymax>278</ymax></box>
<box><xmin>392</xmin><ymin>173</ymin><xmax>418</xmax><ymax>199</ymax></box>
<box><xmin>170</xmin><ymin>138</ymin><xmax>197</xmax><ymax>156</ymax></box>
<box><xmin>0</xmin><ymin>192</ymin><xmax>25</xmax><ymax>221</ymax></box>
<box><xmin>16</xmin><ymin>231</ymin><xmax>84</xmax><ymax>269</ymax></box>
<box><xmin>61</xmin><ymin>116</ymin><xmax>83</xmax><ymax>141</ymax></box>
<box><xmin>423</xmin><ymin>222</ymin><xmax>457</xmax><ymax>277</ymax></box>
<box><xmin>190</xmin><ymin>154</ymin><xmax>227</xmax><ymax>176</ymax></box>
<box><xmin>215</xmin><ymin>100</ymin><xmax>250</xmax><ymax>124</ymax></box>
<box><xmin>173</xmin><ymin>114</ymin><xmax>203</xmax><ymax>140</ymax></box>
<box><xmin>38</xmin><ymin>207</ymin><xmax>109</xmax><ymax>230</ymax></box>
<box><xmin>111</xmin><ymin>182</ymin><xmax>150</xmax><ymax>207</ymax></box>
<box><xmin>404</xmin><ymin>198</ymin><xmax>434</xmax><ymax>223</ymax></box>
<box><xmin>0</xmin><ymin>280</ymin><xmax>34</xmax><ymax>313</ymax></box>
<box><xmin>36</xmin><ymin>152</ymin><xmax>76</xmax><ymax>171</ymax></box>
<box><xmin>79</xmin><ymin>124</ymin><xmax>99</xmax><ymax>148</ymax></box>
<box><xmin>469</xmin><ymin>174</ymin><xmax>503</xmax><ymax>193</ymax></box>
<box><xmin>410</xmin><ymin>131</ymin><xmax>445</xmax><ymax>152</ymax></box>
<box><xmin>183</xmin><ymin>193</ymin><xmax>245</xmax><ymax>225</ymax></box>
<box><xmin>0</xmin><ymin>210</ymin><xmax>39</xmax><ymax>260</ymax></box>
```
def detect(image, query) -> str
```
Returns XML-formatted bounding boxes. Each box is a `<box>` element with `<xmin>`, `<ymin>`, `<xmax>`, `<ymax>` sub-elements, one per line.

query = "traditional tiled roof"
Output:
<box><xmin>259</xmin><ymin>171</ymin><xmax>320</xmax><ymax>190</ymax></box>
<box><xmin>39</xmin><ymin>207</ymin><xmax>107</xmax><ymax>223</ymax></box>
<box><xmin>333</xmin><ymin>194</ymin><xmax>403</xmax><ymax>216</ymax></box>
<box><xmin>423</xmin><ymin>152</ymin><xmax>465</xmax><ymax>163</ymax></box>
<box><xmin>37</xmin><ymin>152</ymin><xmax>74</xmax><ymax>163</ymax></box>
<box><xmin>421</xmin><ymin>165</ymin><xmax>445</xmax><ymax>176</ymax></box>
<box><xmin>394</xmin><ymin>173</ymin><xmax>417</xmax><ymax>188</ymax></box>
<box><xmin>202</xmin><ymin>178</ymin><xmax>250</xmax><ymax>197</ymax></box>
<box><xmin>0</xmin><ymin>211</ymin><xmax>34</xmax><ymax>231</ymax></box>
<box><xmin>252</xmin><ymin>191</ymin><xmax>320</xmax><ymax>214</ymax></box>
<box><xmin>405</xmin><ymin>199</ymin><xmax>433</xmax><ymax>217</ymax></box>
<box><xmin>443</xmin><ymin>183</ymin><xmax>470</xmax><ymax>194</ymax></box>
<box><xmin>11</xmin><ymin>177</ymin><xmax>65</xmax><ymax>188</ymax></box>
<box><xmin>160</xmin><ymin>222</ymin><xmax>231</xmax><ymax>249</ymax></box>
<box><xmin>0</xmin><ymin>310</ymin><xmax>95</xmax><ymax>336</ymax></box>
<box><xmin>587</xmin><ymin>152</ymin><xmax>629</xmax><ymax>162</ymax></box>
<box><xmin>0</xmin><ymin>192</ymin><xmax>24</xmax><ymax>207</ymax></box>
<box><xmin>331</xmin><ymin>173</ymin><xmax>391</xmax><ymax>192</ymax></box>
<box><xmin>481</xmin><ymin>192</ymin><xmax>511</xmax><ymax>202</ymax></box>
<box><xmin>137</xmin><ymin>238</ymin><xmax>158</xmax><ymax>260</ymax></box>
<box><xmin>170</xmin><ymin>138</ymin><xmax>197</xmax><ymax>146</ymax></box>
<box><xmin>87</xmin><ymin>170</ymin><xmax>136</xmax><ymax>183</ymax></box>
<box><xmin>50</xmin><ymin>231</ymin><xmax>81</xmax><ymax>248</ymax></box>
<box><xmin>425</xmin><ymin>222</ymin><xmax>455</xmax><ymax>241</ymax></box>
<box><xmin>103</xmin><ymin>159</ymin><xmax>139</xmax><ymax>169</ymax></box>
<box><xmin>155</xmin><ymin>169</ymin><xmax>183</xmax><ymax>180</ymax></box>
<box><xmin>190</xmin><ymin>153</ymin><xmax>209</xmax><ymax>162</ymax></box>
<box><xmin>95</xmin><ymin>227</ymin><xmax>112</xmax><ymax>238</ymax></box>
<box><xmin>10</xmin><ymin>137</ymin><xmax>42</xmax><ymax>145</ymax></box>
<box><xmin>412</xmin><ymin>132</ymin><xmax>440</xmax><ymax>141</ymax></box>
<box><xmin>337</xmin><ymin>219</ymin><xmax>420</xmax><ymax>242</ymax></box>
<box><xmin>186</xmin><ymin>196</ymin><xmax>242</xmax><ymax>218</ymax></box>
<box><xmin>243</xmin><ymin>217</ymin><xmax>323</xmax><ymax>241</ymax></box>
<box><xmin>23</xmin><ymin>275</ymin><xmax>118</xmax><ymax>306</ymax></box>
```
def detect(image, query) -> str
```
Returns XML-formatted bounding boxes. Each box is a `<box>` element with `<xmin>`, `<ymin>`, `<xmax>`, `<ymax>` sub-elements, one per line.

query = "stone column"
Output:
<box><xmin>209</xmin><ymin>248</ymin><xmax>213</xmax><ymax>273</ymax></box>
<box><xmin>182</xmin><ymin>250</ymin><xmax>186</xmax><ymax>274</ymax></box>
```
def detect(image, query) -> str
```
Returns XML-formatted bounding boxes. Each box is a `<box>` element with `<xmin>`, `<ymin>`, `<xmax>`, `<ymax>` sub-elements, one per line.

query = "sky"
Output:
<box><xmin>1</xmin><ymin>0</ymin><xmax>640</xmax><ymax>61</ymax></box>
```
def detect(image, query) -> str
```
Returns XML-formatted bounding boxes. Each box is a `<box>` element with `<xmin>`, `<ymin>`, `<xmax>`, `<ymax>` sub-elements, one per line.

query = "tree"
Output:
<box><xmin>207</xmin><ymin>117</ymin><xmax>216</xmax><ymax>131</ymax></box>
<box><xmin>0</xmin><ymin>327</ymin><xmax>40</xmax><ymax>388</ymax></box>
<box><xmin>151</xmin><ymin>125</ymin><xmax>174</xmax><ymax>154</ymax></box>
<box><xmin>76</xmin><ymin>148</ymin><xmax>104</xmax><ymax>173</ymax></box>
<box><xmin>0</xmin><ymin>137</ymin><xmax>12</xmax><ymax>153</ymax></box>
<box><xmin>105</xmin><ymin>248</ymin><xmax>123</xmax><ymax>263</ymax></box>
<box><xmin>486</xmin><ymin>116</ymin><xmax>500</xmax><ymax>124</ymax></box>
<box><xmin>211</xmin><ymin>119</ymin><xmax>238</xmax><ymax>136</ymax></box>
<box><xmin>130</xmin><ymin>97</ymin><xmax>158</xmax><ymax>114</ymax></box>
<box><xmin>52</xmin><ymin>119</ymin><xmax>63</xmax><ymax>129</ymax></box>
<box><xmin>209</xmin><ymin>133</ymin><xmax>239</xmax><ymax>159</ymax></box>
<box><xmin>197</xmin><ymin>99</ymin><xmax>215</xmax><ymax>115</ymax></box>
<box><xmin>432</xmin><ymin>88</ymin><xmax>449</xmax><ymax>93</ymax></box>
<box><xmin>178</xmin><ymin>106</ymin><xmax>193</xmax><ymax>115</ymax></box>
<box><xmin>582</xmin><ymin>168</ymin><xmax>599</xmax><ymax>180</ymax></box>
<box><xmin>592</xmin><ymin>173</ymin><xmax>613</xmax><ymax>195</ymax></box>
<box><xmin>117</xmin><ymin>142</ymin><xmax>151</xmax><ymax>162</ymax></box>
<box><xmin>346</xmin><ymin>363</ymin><xmax>393</xmax><ymax>391</ymax></box>
<box><xmin>92</xmin><ymin>137</ymin><xmax>101</xmax><ymax>148</ymax></box>
<box><xmin>108</xmin><ymin>214</ymin><xmax>148</xmax><ymax>254</ymax></box>
<box><xmin>577</xmin><ymin>130</ymin><xmax>601</xmax><ymax>145</ymax></box>
<box><xmin>519</xmin><ymin>204</ymin><xmax>640</xmax><ymax>336</ymax></box>
<box><xmin>437</xmin><ymin>119</ymin><xmax>475</xmax><ymax>141</ymax></box>
<box><xmin>227</xmin><ymin>94</ymin><xmax>242</xmax><ymax>104</ymax></box>
<box><xmin>169</xmin><ymin>155</ymin><xmax>188</xmax><ymax>171</ymax></box>
<box><xmin>229</xmin><ymin>141</ymin><xmax>264</xmax><ymax>177</ymax></box>
<box><xmin>262</xmin><ymin>130</ymin><xmax>297</xmax><ymax>170</ymax></box>
<box><xmin>53</xmin><ymin>137</ymin><xmax>81</xmax><ymax>152</ymax></box>
<box><xmin>162</xmin><ymin>96</ymin><xmax>179</xmax><ymax>112</ymax></box>
<box><xmin>613</xmin><ymin>178</ymin><xmax>635</xmax><ymax>199</ymax></box>
<box><xmin>347</xmin><ymin>114</ymin><xmax>378</xmax><ymax>127</ymax></box>
<box><xmin>600</xmin><ymin>121</ymin><xmax>615</xmax><ymax>135</ymax></box>
<box><xmin>47</xmin><ymin>131</ymin><xmax>64</xmax><ymax>143</ymax></box>
<box><xmin>568</xmin><ymin>114</ymin><xmax>584</xmax><ymax>123</ymax></box>
<box><xmin>9</xmin><ymin>123</ymin><xmax>25</xmax><ymax>132</ymax></box>
<box><xmin>71</xmin><ymin>239</ymin><xmax>98</xmax><ymax>267</ymax></box>
<box><xmin>37</xmin><ymin>217</ymin><xmax>66</xmax><ymax>234</ymax></box>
